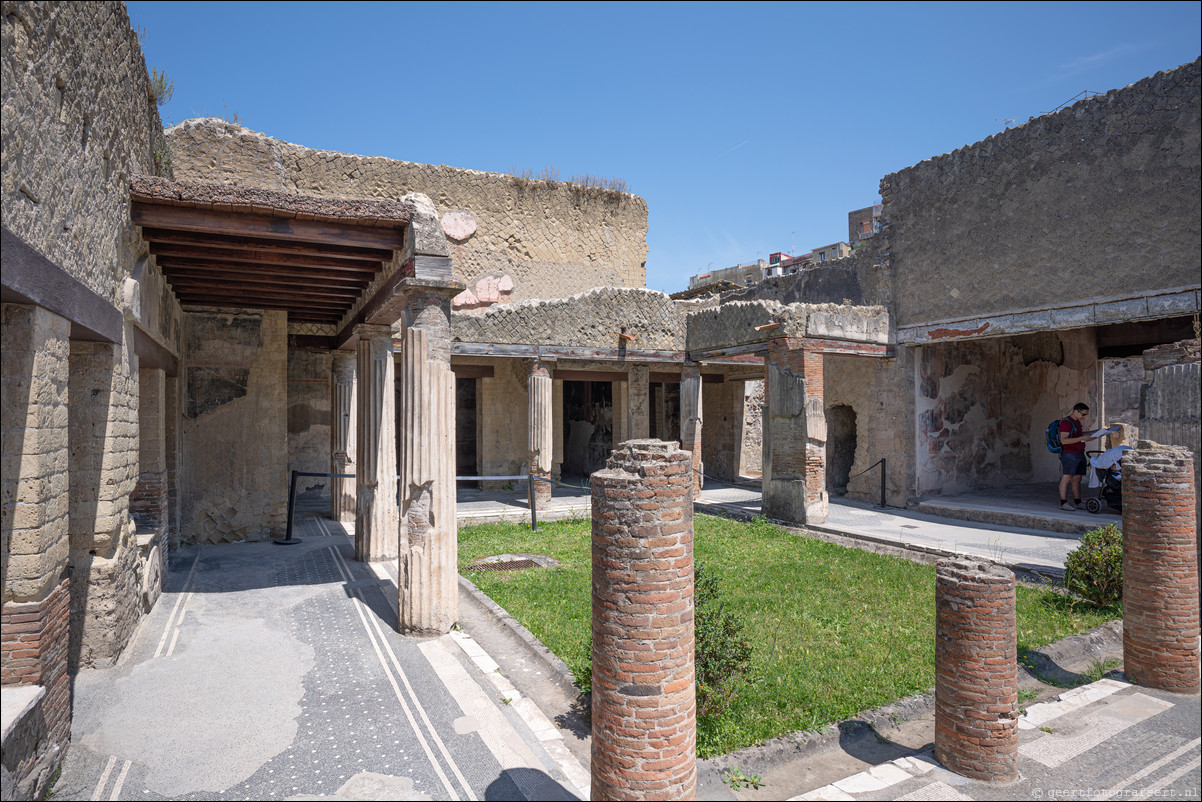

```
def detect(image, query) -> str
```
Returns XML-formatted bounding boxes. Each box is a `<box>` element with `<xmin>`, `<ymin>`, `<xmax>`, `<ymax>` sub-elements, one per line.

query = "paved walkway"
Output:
<box><xmin>785</xmin><ymin>679</ymin><xmax>1200</xmax><ymax>802</ymax></box>
<box><xmin>53</xmin><ymin>516</ymin><xmax>587</xmax><ymax>801</ymax></box>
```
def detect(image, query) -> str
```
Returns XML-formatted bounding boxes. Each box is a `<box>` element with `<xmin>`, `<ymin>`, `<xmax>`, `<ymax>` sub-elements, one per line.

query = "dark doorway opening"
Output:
<box><xmin>827</xmin><ymin>404</ymin><xmax>857</xmax><ymax>495</ymax></box>
<box><xmin>650</xmin><ymin>382</ymin><xmax>681</xmax><ymax>442</ymax></box>
<box><xmin>562</xmin><ymin>381</ymin><xmax>613</xmax><ymax>479</ymax></box>
<box><xmin>455</xmin><ymin>377</ymin><xmax>477</xmax><ymax>482</ymax></box>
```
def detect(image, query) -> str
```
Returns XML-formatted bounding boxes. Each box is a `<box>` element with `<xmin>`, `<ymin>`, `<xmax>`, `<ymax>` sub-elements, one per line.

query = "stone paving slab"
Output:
<box><xmin>53</xmin><ymin>519</ymin><xmax>578</xmax><ymax>801</ymax></box>
<box><xmin>786</xmin><ymin>681</ymin><xmax>1200</xmax><ymax>802</ymax></box>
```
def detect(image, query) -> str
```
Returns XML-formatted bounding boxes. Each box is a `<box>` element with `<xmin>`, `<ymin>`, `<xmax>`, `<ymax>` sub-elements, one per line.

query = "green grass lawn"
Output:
<box><xmin>458</xmin><ymin>514</ymin><xmax>1119</xmax><ymax>757</ymax></box>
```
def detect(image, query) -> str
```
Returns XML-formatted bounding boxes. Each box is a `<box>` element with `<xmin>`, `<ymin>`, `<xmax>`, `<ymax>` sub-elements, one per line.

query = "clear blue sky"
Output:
<box><xmin>126</xmin><ymin>1</ymin><xmax>1200</xmax><ymax>293</ymax></box>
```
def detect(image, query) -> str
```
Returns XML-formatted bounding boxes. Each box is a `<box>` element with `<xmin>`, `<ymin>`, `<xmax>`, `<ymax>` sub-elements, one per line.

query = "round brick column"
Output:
<box><xmin>1122</xmin><ymin>441</ymin><xmax>1200</xmax><ymax>694</ymax></box>
<box><xmin>590</xmin><ymin>439</ymin><xmax>696</xmax><ymax>801</ymax></box>
<box><xmin>934</xmin><ymin>558</ymin><xmax>1018</xmax><ymax>782</ymax></box>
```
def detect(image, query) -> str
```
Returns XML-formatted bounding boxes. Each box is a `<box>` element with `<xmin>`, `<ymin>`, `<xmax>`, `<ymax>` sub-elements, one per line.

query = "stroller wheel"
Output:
<box><xmin>1085</xmin><ymin>498</ymin><xmax>1102</xmax><ymax>514</ymax></box>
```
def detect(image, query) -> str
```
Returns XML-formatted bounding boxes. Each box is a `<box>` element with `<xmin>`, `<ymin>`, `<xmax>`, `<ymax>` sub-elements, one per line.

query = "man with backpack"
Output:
<box><xmin>1056</xmin><ymin>403</ymin><xmax>1101</xmax><ymax>511</ymax></box>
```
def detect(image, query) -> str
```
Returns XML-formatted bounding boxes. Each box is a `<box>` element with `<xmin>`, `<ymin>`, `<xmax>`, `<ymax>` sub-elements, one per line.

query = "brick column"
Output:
<box><xmin>934</xmin><ymin>558</ymin><xmax>1018</xmax><ymax>782</ymax></box>
<box><xmin>330</xmin><ymin>350</ymin><xmax>357</xmax><ymax>524</ymax></box>
<box><xmin>397</xmin><ymin>287</ymin><xmax>458</xmax><ymax>634</ymax></box>
<box><xmin>762</xmin><ymin>337</ymin><xmax>827</xmax><ymax>525</ymax></box>
<box><xmin>628</xmin><ymin>364</ymin><xmax>650</xmax><ymax>440</ymax></box>
<box><xmin>2</xmin><ymin>304</ymin><xmax>73</xmax><ymax>800</ymax></box>
<box><xmin>1122</xmin><ymin>441</ymin><xmax>1200</xmax><ymax>693</ymax></box>
<box><xmin>528</xmin><ymin>359</ymin><xmax>553</xmax><ymax>505</ymax></box>
<box><xmin>355</xmin><ymin>325</ymin><xmax>398</xmax><ymax>562</ymax></box>
<box><xmin>131</xmin><ymin>367</ymin><xmax>167</xmax><ymax>533</ymax></box>
<box><xmin>590</xmin><ymin>440</ymin><xmax>696</xmax><ymax>801</ymax></box>
<box><xmin>680</xmin><ymin>365</ymin><xmax>703</xmax><ymax>496</ymax></box>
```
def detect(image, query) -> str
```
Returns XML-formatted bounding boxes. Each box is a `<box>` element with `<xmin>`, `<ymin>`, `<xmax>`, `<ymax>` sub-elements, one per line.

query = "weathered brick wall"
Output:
<box><xmin>933</xmin><ymin>558</ymin><xmax>1018</xmax><ymax>782</ymax></box>
<box><xmin>915</xmin><ymin>328</ymin><xmax>1096</xmax><ymax>495</ymax></box>
<box><xmin>763</xmin><ymin>339</ymin><xmax>828</xmax><ymax>524</ymax></box>
<box><xmin>722</xmin><ymin>250</ymin><xmax>894</xmax><ymax>310</ymax></box>
<box><xmin>590</xmin><ymin>440</ymin><xmax>696</xmax><ymax>801</ymax></box>
<box><xmin>1101</xmin><ymin>356</ymin><xmax>1145</xmax><ymax>426</ymax></box>
<box><xmin>885</xmin><ymin>59</ymin><xmax>1200</xmax><ymax>333</ymax></box>
<box><xmin>130</xmin><ymin>368</ymin><xmax>167</xmax><ymax>532</ymax></box>
<box><xmin>740</xmin><ymin>380</ymin><xmax>764</xmax><ymax>476</ymax></box>
<box><xmin>0</xmin><ymin>578</ymin><xmax>71</xmax><ymax>800</ymax></box>
<box><xmin>454</xmin><ymin>287</ymin><xmax>699</xmax><ymax>349</ymax></box>
<box><xmin>167</xmin><ymin>119</ymin><xmax>649</xmax><ymax>300</ymax></box>
<box><xmin>287</xmin><ymin>348</ymin><xmax>332</xmax><ymax>495</ymax></box>
<box><xmin>1122</xmin><ymin>441</ymin><xmax>1200</xmax><ymax>693</ymax></box>
<box><xmin>180</xmin><ymin>310</ymin><xmax>288</xmax><ymax>543</ymax></box>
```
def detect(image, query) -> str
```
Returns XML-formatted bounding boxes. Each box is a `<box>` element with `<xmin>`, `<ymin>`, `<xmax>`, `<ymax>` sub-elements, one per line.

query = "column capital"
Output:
<box><xmin>527</xmin><ymin>357</ymin><xmax>554</xmax><ymax>376</ymax></box>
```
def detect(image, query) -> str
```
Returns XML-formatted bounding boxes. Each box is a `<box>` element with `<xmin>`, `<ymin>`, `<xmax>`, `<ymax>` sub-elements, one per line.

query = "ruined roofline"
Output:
<box><xmin>451</xmin><ymin>285</ymin><xmax>702</xmax><ymax>321</ymax></box>
<box><xmin>164</xmin><ymin>118</ymin><xmax>648</xmax><ymax>205</ymax></box>
<box><xmin>883</xmin><ymin>56</ymin><xmax>1201</xmax><ymax>181</ymax></box>
<box><xmin>130</xmin><ymin>174</ymin><xmax>415</xmax><ymax>227</ymax></box>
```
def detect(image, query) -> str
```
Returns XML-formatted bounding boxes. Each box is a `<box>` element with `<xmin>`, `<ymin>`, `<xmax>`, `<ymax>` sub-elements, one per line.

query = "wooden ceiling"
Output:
<box><xmin>131</xmin><ymin>201</ymin><xmax>406</xmax><ymax>325</ymax></box>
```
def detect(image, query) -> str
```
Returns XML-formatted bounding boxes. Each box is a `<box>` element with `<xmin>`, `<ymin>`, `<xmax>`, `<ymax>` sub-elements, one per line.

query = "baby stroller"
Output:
<box><xmin>1084</xmin><ymin>445</ymin><xmax>1128</xmax><ymax>514</ymax></box>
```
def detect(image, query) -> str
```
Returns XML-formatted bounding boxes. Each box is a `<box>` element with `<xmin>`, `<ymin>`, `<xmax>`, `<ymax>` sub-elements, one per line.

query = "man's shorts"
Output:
<box><xmin>1060</xmin><ymin>452</ymin><xmax>1087</xmax><ymax>476</ymax></box>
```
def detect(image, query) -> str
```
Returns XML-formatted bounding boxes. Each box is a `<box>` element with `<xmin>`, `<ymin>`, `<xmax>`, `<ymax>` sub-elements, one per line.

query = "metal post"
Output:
<box><xmin>275</xmin><ymin>470</ymin><xmax>303</xmax><ymax>545</ymax></box>
<box><xmin>529</xmin><ymin>473</ymin><xmax>539</xmax><ymax>532</ymax></box>
<box><xmin>879</xmin><ymin>457</ymin><xmax>887</xmax><ymax>509</ymax></box>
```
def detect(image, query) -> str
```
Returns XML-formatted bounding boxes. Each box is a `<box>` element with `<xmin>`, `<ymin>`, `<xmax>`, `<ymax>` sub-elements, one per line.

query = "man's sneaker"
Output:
<box><xmin>1073</xmin><ymin>501</ymin><xmax>1085</xmax><ymax>510</ymax></box>
<box><xmin>1060</xmin><ymin>502</ymin><xmax>1075</xmax><ymax>511</ymax></box>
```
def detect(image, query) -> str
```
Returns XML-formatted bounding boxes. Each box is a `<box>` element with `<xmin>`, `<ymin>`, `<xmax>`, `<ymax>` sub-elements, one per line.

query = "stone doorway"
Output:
<box><xmin>455</xmin><ymin>377</ymin><xmax>477</xmax><ymax>480</ymax></box>
<box><xmin>562</xmin><ymin>381</ymin><xmax>613</xmax><ymax>478</ymax></box>
<box><xmin>827</xmin><ymin>403</ymin><xmax>857</xmax><ymax>496</ymax></box>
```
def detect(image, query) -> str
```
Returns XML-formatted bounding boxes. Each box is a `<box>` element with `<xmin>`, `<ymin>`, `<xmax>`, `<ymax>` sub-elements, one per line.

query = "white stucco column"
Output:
<box><xmin>354</xmin><ymin>325</ymin><xmax>398</xmax><ymax>562</ymax></box>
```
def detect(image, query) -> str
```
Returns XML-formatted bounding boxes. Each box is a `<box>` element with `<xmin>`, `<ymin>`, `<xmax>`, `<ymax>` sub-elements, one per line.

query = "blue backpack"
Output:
<box><xmin>1045</xmin><ymin>418</ymin><xmax>1067</xmax><ymax>453</ymax></box>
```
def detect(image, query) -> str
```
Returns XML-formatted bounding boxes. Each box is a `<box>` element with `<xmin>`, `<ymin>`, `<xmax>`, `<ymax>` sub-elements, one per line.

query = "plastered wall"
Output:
<box><xmin>181</xmin><ymin>311</ymin><xmax>288</xmax><ymax>543</ymax></box>
<box><xmin>167</xmin><ymin>119</ymin><xmax>649</xmax><ymax>301</ymax></box>
<box><xmin>288</xmin><ymin>348</ymin><xmax>331</xmax><ymax>497</ymax></box>
<box><xmin>914</xmin><ymin>330</ymin><xmax>1097</xmax><ymax>495</ymax></box>
<box><xmin>884</xmin><ymin>58</ymin><xmax>1201</xmax><ymax>331</ymax></box>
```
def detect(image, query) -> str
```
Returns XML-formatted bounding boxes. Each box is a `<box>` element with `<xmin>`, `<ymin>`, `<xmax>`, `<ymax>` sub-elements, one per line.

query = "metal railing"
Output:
<box><xmin>846</xmin><ymin>457</ymin><xmax>888</xmax><ymax>509</ymax></box>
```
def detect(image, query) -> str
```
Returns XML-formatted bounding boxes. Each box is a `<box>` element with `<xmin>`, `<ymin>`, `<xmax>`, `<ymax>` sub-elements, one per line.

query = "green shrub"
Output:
<box><xmin>694</xmin><ymin>562</ymin><xmax>753</xmax><ymax>719</ymax></box>
<box><xmin>1064</xmin><ymin>523</ymin><xmax>1123</xmax><ymax>608</ymax></box>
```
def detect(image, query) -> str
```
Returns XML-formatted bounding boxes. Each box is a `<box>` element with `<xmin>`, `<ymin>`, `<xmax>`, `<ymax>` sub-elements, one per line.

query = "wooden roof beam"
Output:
<box><xmin>132</xmin><ymin>202</ymin><xmax>406</xmax><ymax>251</ymax></box>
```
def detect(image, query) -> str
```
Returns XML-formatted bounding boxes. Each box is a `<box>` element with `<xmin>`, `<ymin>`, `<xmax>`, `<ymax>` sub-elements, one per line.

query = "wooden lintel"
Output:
<box><xmin>160</xmin><ymin>267</ymin><xmax>367</xmax><ymax>292</ymax></box>
<box><xmin>132</xmin><ymin>202</ymin><xmax>406</xmax><ymax>251</ymax></box>
<box><xmin>451</xmin><ymin>364</ymin><xmax>495</xmax><ymax>379</ymax></box>
<box><xmin>553</xmin><ymin>369</ymin><xmax>628</xmax><ymax>382</ymax></box>
<box><xmin>140</xmin><ymin>227</ymin><xmax>392</xmax><ymax>261</ymax></box>
<box><xmin>152</xmin><ymin>246</ymin><xmax>383</xmax><ymax>273</ymax></box>
<box><xmin>166</xmin><ymin>276</ymin><xmax>362</xmax><ymax>299</ymax></box>
<box><xmin>649</xmin><ymin>372</ymin><xmax>681</xmax><ymax>383</ymax></box>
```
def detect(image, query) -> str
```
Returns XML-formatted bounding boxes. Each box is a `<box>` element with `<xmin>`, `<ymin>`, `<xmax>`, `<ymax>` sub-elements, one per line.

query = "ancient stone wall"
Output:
<box><xmin>167</xmin><ymin>119</ymin><xmax>650</xmax><ymax>301</ymax></box>
<box><xmin>1</xmin><ymin>1</ymin><xmax>172</xmax><ymax>306</ymax></box>
<box><xmin>180</xmin><ymin>310</ymin><xmax>288</xmax><ymax>543</ymax></box>
<box><xmin>884</xmin><ymin>59</ymin><xmax>1201</xmax><ymax>337</ymax></box>
<box><xmin>825</xmin><ymin>351</ymin><xmax>916</xmax><ymax>506</ymax></box>
<box><xmin>685</xmin><ymin>300</ymin><xmax>890</xmax><ymax>356</ymax></box>
<box><xmin>477</xmin><ymin>360</ymin><xmax>529</xmax><ymax>483</ymax></box>
<box><xmin>1140</xmin><ymin>339</ymin><xmax>1201</xmax><ymax>541</ymax></box>
<box><xmin>915</xmin><ymin>329</ymin><xmax>1096</xmax><ymax>495</ymax></box>
<box><xmin>453</xmin><ymin>287</ymin><xmax>700</xmax><ymax>350</ymax></box>
<box><xmin>287</xmin><ymin>348</ymin><xmax>332</xmax><ymax>496</ymax></box>
<box><xmin>723</xmin><ymin>251</ymin><xmax>894</xmax><ymax>310</ymax></box>
<box><xmin>702</xmin><ymin>381</ymin><xmax>746</xmax><ymax>480</ymax></box>
<box><xmin>1101</xmin><ymin>356</ymin><xmax>1145</xmax><ymax>427</ymax></box>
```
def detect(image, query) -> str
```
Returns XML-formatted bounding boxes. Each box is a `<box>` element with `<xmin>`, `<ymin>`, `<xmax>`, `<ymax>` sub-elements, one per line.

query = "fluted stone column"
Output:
<box><xmin>398</xmin><ymin>290</ymin><xmax>457</xmax><ymax>634</ymax></box>
<box><xmin>552</xmin><ymin>378</ymin><xmax>564</xmax><ymax>480</ymax></box>
<box><xmin>330</xmin><ymin>350</ymin><xmax>357</xmax><ymax>524</ymax></box>
<box><xmin>355</xmin><ymin>325</ymin><xmax>398</xmax><ymax>562</ymax></box>
<box><xmin>628</xmin><ymin>364</ymin><xmax>650</xmax><ymax>440</ymax></box>
<box><xmin>528</xmin><ymin>359</ymin><xmax>554</xmax><ymax>505</ymax></box>
<box><xmin>680</xmin><ymin>364</ymin><xmax>704</xmax><ymax>496</ymax></box>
